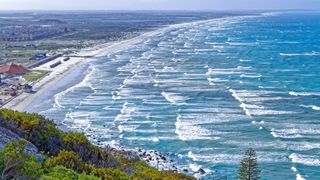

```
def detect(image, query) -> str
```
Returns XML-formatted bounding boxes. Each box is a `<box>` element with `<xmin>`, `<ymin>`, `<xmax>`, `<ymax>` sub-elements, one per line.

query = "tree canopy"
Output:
<box><xmin>238</xmin><ymin>148</ymin><xmax>260</xmax><ymax>180</ymax></box>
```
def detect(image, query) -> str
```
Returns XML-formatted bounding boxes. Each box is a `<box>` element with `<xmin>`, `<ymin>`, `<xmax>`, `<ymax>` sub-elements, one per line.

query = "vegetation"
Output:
<box><xmin>238</xmin><ymin>148</ymin><xmax>260</xmax><ymax>180</ymax></box>
<box><xmin>23</xmin><ymin>69</ymin><xmax>49</xmax><ymax>82</ymax></box>
<box><xmin>0</xmin><ymin>140</ymin><xmax>42</xmax><ymax>179</ymax></box>
<box><xmin>0</xmin><ymin>109</ymin><xmax>195</xmax><ymax>179</ymax></box>
<box><xmin>6</xmin><ymin>50</ymin><xmax>42</xmax><ymax>58</ymax></box>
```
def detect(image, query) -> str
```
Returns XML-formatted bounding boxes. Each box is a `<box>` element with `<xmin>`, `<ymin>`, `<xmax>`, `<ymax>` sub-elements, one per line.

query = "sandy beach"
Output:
<box><xmin>3</xmin><ymin>19</ymin><xmax>208</xmax><ymax>112</ymax></box>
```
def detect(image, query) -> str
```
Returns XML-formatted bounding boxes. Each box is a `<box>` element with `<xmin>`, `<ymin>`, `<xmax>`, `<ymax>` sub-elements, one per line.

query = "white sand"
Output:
<box><xmin>3</xmin><ymin>19</ymin><xmax>211</xmax><ymax>112</ymax></box>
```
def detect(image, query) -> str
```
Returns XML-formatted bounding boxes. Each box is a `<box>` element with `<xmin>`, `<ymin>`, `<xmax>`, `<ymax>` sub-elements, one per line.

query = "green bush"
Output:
<box><xmin>45</xmin><ymin>150</ymin><xmax>86</xmax><ymax>173</ymax></box>
<box><xmin>41</xmin><ymin>166</ymin><xmax>79</xmax><ymax>180</ymax></box>
<box><xmin>63</xmin><ymin>132</ymin><xmax>90</xmax><ymax>146</ymax></box>
<box><xmin>1</xmin><ymin>109</ymin><xmax>42</xmax><ymax>130</ymax></box>
<box><xmin>91</xmin><ymin>168</ymin><xmax>129</xmax><ymax>180</ymax></box>
<box><xmin>0</xmin><ymin>140</ymin><xmax>42</xmax><ymax>179</ymax></box>
<box><xmin>78</xmin><ymin>173</ymin><xmax>101</xmax><ymax>180</ymax></box>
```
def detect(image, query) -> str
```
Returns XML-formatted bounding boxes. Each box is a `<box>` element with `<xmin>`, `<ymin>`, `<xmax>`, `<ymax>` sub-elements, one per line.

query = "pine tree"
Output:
<box><xmin>238</xmin><ymin>148</ymin><xmax>260</xmax><ymax>180</ymax></box>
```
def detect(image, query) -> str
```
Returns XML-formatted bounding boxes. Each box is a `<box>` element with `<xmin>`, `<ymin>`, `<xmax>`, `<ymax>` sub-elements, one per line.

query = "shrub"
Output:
<box><xmin>45</xmin><ymin>150</ymin><xmax>85</xmax><ymax>173</ymax></box>
<box><xmin>63</xmin><ymin>132</ymin><xmax>89</xmax><ymax>146</ymax></box>
<box><xmin>91</xmin><ymin>168</ymin><xmax>129</xmax><ymax>180</ymax></box>
<box><xmin>78</xmin><ymin>173</ymin><xmax>101</xmax><ymax>180</ymax></box>
<box><xmin>0</xmin><ymin>140</ymin><xmax>42</xmax><ymax>179</ymax></box>
<box><xmin>41</xmin><ymin>166</ymin><xmax>78</xmax><ymax>180</ymax></box>
<box><xmin>0</xmin><ymin>109</ymin><xmax>42</xmax><ymax>130</ymax></box>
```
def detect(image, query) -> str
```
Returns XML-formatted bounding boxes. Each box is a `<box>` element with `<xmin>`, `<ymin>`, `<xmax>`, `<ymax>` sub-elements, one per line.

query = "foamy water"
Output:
<box><xmin>33</xmin><ymin>12</ymin><xmax>320</xmax><ymax>179</ymax></box>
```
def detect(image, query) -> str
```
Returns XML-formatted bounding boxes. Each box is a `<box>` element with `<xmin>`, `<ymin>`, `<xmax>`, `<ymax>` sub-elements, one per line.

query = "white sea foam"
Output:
<box><xmin>271</xmin><ymin>129</ymin><xmax>303</xmax><ymax>139</ymax></box>
<box><xmin>161</xmin><ymin>66</ymin><xmax>177</xmax><ymax>73</ymax></box>
<box><xmin>280</xmin><ymin>52</ymin><xmax>320</xmax><ymax>56</ymax></box>
<box><xmin>227</xmin><ymin>42</ymin><xmax>258</xmax><ymax>46</ymax></box>
<box><xmin>291</xmin><ymin>166</ymin><xmax>297</xmax><ymax>172</ymax></box>
<box><xmin>312</xmin><ymin>106</ymin><xmax>320</xmax><ymax>110</ymax></box>
<box><xmin>251</xmin><ymin>121</ymin><xmax>265</xmax><ymax>125</ymax></box>
<box><xmin>175</xmin><ymin>114</ymin><xmax>212</xmax><ymax>141</ymax></box>
<box><xmin>115</xmin><ymin>102</ymin><xmax>136</xmax><ymax>122</ymax></box>
<box><xmin>289</xmin><ymin>153</ymin><xmax>320</xmax><ymax>166</ymax></box>
<box><xmin>161</xmin><ymin>92</ymin><xmax>188</xmax><ymax>105</ymax></box>
<box><xmin>288</xmin><ymin>142</ymin><xmax>320</xmax><ymax>151</ymax></box>
<box><xmin>291</xmin><ymin>165</ymin><xmax>306</xmax><ymax>180</ymax></box>
<box><xmin>195</xmin><ymin>48</ymin><xmax>215</xmax><ymax>52</ymax></box>
<box><xmin>53</xmin><ymin>91</ymin><xmax>66</xmax><ymax>108</ymax></box>
<box><xmin>230</xmin><ymin>89</ymin><xmax>295</xmax><ymax>116</ymax></box>
<box><xmin>125</xmin><ymin>136</ymin><xmax>160</xmax><ymax>142</ymax></box>
<box><xmin>296</xmin><ymin>174</ymin><xmax>306</xmax><ymax>180</ymax></box>
<box><xmin>239</xmin><ymin>59</ymin><xmax>252</xmax><ymax>62</ymax></box>
<box><xmin>206</xmin><ymin>67</ymin><xmax>251</xmax><ymax>75</ymax></box>
<box><xmin>240</xmin><ymin>74</ymin><xmax>262</xmax><ymax>78</ymax></box>
<box><xmin>207</xmin><ymin>78</ymin><xmax>228</xmax><ymax>83</ymax></box>
<box><xmin>184</xmin><ymin>42</ymin><xmax>193</xmax><ymax>48</ymax></box>
<box><xmin>121</xmin><ymin>102</ymin><xmax>136</xmax><ymax>114</ymax></box>
<box><xmin>118</xmin><ymin>124</ymin><xmax>138</xmax><ymax>133</ymax></box>
<box><xmin>241</xmin><ymin>103</ymin><xmax>265</xmax><ymax>109</ymax></box>
<box><xmin>188</xmin><ymin>151</ymin><xmax>198</xmax><ymax>161</ymax></box>
<box><xmin>189</xmin><ymin>163</ymin><xmax>202</xmax><ymax>172</ymax></box>
<box><xmin>123</xmin><ymin>76</ymin><xmax>154</xmax><ymax>86</ymax></box>
<box><xmin>241</xmin><ymin>96</ymin><xmax>291</xmax><ymax>102</ymax></box>
<box><xmin>247</xmin><ymin>109</ymin><xmax>295</xmax><ymax>116</ymax></box>
<box><xmin>51</xmin><ymin>64</ymin><xmax>96</xmax><ymax>109</ymax></box>
<box><xmin>229</xmin><ymin>89</ymin><xmax>251</xmax><ymax>116</ymax></box>
<box><xmin>289</xmin><ymin>91</ymin><xmax>320</xmax><ymax>97</ymax></box>
<box><xmin>188</xmin><ymin>152</ymin><xmax>243</xmax><ymax>164</ymax></box>
<box><xmin>65</xmin><ymin>111</ymin><xmax>91</xmax><ymax>131</ymax></box>
<box><xmin>275</xmin><ymin>128</ymin><xmax>320</xmax><ymax>135</ymax></box>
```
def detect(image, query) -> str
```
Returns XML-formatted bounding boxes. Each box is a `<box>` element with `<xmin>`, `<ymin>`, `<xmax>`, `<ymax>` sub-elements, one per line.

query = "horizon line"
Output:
<box><xmin>0</xmin><ymin>9</ymin><xmax>317</xmax><ymax>12</ymax></box>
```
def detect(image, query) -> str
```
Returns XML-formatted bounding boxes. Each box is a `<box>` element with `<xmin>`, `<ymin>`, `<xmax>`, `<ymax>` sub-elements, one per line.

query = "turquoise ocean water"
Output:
<box><xmin>30</xmin><ymin>12</ymin><xmax>320</xmax><ymax>179</ymax></box>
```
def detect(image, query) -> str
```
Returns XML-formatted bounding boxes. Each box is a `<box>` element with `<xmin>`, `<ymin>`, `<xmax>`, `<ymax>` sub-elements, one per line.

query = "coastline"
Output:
<box><xmin>1</xmin><ymin>18</ymin><xmax>221</xmax><ymax>177</ymax></box>
<box><xmin>3</xmin><ymin>18</ymin><xmax>215</xmax><ymax>112</ymax></box>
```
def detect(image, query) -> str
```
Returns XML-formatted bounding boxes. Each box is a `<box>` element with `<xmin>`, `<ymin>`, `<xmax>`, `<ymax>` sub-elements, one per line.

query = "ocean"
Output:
<box><xmin>28</xmin><ymin>12</ymin><xmax>320</xmax><ymax>179</ymax></box>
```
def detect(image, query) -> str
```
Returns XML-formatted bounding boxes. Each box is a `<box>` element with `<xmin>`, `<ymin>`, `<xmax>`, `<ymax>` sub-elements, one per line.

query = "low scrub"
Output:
<box><xmin>0</xmin><ymin>109</ymin><xmax>195</xmax><ymax>179</ymax></box>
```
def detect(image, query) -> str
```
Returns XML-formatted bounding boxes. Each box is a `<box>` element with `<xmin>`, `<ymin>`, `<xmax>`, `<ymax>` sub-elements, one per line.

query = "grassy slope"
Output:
<box><xmin>0</xmin><ymin>109</ymin><xmax>195</xmax><ymax>180</ymax></box>
<box><xmin>23</xmin><ymin>69</ymin><xmax>49</xmax><ymax>82</ymax></box>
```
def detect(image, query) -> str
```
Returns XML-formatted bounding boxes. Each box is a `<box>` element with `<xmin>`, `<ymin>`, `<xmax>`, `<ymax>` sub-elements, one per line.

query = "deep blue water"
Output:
<box><xmin>31</xmin><ymin>12</ymin><xmax>320</xmax><ymax>179</ymax></box>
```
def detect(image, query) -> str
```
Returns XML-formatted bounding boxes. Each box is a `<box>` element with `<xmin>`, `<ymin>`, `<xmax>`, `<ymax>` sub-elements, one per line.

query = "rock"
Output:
<box><xmin>160</xmin><ymin>156</ymin><xmax>167</xmax><ymax>161</ymax></box>
<box><xmin>197</xmin><ymin>168</ymin><xmax>206</xmax><ymax>174</ymax></box>
<box><xmin>183</xmin><ymin>169</ymin><xmax>189</xmax><ymax>173</ymax></box>
<box><xmin>0</xmin><ymin>126</ymin><xmax>38</xmax><ymax>155</ymax></box>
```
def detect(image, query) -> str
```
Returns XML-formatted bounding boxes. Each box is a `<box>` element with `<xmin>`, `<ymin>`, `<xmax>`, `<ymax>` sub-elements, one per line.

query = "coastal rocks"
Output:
<box><xmin>136</xmin><ymin>149</ymin><xmax>179</xmax><ymax>171</ymax></box>
<box><xmin>99</xmin><ymin>143</ymin><xmax>211</xmax><ymax>178</ymax></box>
<box><xmin>197</xmin><ymin>168</ymin><xmax>206</xmax><ymax>174</ymax></box>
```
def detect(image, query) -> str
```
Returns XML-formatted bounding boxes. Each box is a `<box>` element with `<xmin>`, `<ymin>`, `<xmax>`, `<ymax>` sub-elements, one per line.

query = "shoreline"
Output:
<box><xmin>2</xmin><ymin>14</ymin><xmax>268</xmax><ymax>179</ymax></box>
<box><xmin>2</xmin><ymin>18</ymin><xmax>217</xmax><ymax>112</ymax></box>
<box><xmin>1</xmin><ymin>18</ymin><xmax>221</xmax><ymax>178</ymax></box>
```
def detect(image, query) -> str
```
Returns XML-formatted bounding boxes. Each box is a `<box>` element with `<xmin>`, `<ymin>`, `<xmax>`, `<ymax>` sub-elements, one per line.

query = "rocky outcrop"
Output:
<box><xmin>0</xmin><ymin>126</ymin><xmax>38</xmax><ymax>155</ymax></box>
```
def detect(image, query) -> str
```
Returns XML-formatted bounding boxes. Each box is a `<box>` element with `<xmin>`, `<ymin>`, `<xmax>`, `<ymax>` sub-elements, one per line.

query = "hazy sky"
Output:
<box><xmin>0</xmin><ymin>0</ymin><xmax>319</xmax><ymax>10</ymax></box>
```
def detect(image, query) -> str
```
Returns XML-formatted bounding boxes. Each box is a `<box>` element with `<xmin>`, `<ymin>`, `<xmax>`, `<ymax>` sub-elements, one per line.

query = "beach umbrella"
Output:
<box><xmin>0</xmin><ymin>64</ymin><xmax>31</xmax><ymax>83</ymax></box>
